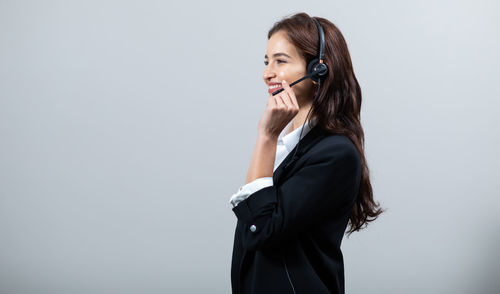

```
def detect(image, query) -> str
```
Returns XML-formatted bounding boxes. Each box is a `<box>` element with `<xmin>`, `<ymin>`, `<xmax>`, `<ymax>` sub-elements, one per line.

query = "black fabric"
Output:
<box><xmin>231</xmin><ymin>125</ymin><xmax>362</xmax><ymax>294</ymax></box>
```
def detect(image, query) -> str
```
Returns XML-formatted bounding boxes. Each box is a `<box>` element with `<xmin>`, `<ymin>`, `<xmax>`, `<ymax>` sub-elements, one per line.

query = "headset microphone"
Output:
<box><xmin>271</xmin><ymin>67</ymin><xmax>326</xmax><ymax>96</ymax></box>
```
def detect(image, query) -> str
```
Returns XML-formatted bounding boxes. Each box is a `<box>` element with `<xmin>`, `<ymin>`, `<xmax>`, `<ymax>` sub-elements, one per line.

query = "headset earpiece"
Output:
<box><xmin>307</xmin><ymin>58</ymin><xmax>328</xmax><ymax>83</ymax></box>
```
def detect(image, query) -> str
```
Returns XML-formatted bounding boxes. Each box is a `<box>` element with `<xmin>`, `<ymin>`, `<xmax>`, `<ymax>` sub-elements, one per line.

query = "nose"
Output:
<box><xmin>263</xmin><ymin>66</ymin><xmax>275</xmax><ymax>83</ymax></box>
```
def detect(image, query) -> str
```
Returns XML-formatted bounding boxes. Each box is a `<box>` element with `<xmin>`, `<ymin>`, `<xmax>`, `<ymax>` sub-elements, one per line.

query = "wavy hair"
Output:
<box><xmin>268</xmin><ymin>12</ymin><xmax>384</xmax><ymax>236</ymax></box>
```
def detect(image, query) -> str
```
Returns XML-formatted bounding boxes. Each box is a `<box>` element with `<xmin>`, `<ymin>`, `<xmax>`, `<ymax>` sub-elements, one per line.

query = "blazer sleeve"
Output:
<box><xmin>229</xmin><ymin>177</ymin><xmax>273</xmax><ymax>208</ymax></box>
<box><xmin>231</xmin><ymin>137</ymin><xmax>361</xmax><ymax>251</ymax></box>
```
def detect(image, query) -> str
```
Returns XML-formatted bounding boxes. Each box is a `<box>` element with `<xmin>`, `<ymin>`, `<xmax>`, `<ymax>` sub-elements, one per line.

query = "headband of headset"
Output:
<box><xmin>307</xmin><ymin>17</ymin><xmax>328</xmax><ymax>82</ymax></box>
<box><xmin>312</xmin><ymin>18</ymin><xmax>325</xmax><ymax>64</ymax></box>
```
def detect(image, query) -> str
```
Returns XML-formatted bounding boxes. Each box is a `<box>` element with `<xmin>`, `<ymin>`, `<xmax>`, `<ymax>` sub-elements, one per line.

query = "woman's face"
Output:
<box><xmin>263</xmin><ymin>30</ymin><xmax>316</xmax><ymax>104</ymax></box>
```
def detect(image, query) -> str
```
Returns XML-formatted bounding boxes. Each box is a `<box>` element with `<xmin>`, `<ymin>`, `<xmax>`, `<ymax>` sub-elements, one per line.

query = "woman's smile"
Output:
<box><xmin>268</xmin><ymin>82</ymin><xmax>284</xmax><ymax>94</ymax></box>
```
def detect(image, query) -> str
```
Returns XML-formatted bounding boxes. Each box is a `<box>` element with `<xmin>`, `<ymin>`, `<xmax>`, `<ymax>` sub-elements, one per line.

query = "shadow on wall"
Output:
<box><xmin>467</xmin><ymin>225</ymin><xmax>500</xmax><ymax>294</ymax></box>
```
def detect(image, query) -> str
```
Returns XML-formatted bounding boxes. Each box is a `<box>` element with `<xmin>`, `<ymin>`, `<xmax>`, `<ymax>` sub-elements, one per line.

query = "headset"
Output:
<box><xmin>271</xmin><ymin>17</ymin><xmax>328</xmax><ymax>96</ymax></box>
<box><xmin>272</xmin><ymin>17</ymin><xmax>328</xmax><ymax>171</ymax></box>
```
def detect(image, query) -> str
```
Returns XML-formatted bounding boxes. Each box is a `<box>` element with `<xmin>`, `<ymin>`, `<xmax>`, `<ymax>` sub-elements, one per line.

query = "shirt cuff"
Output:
<box><xmin>229</xmin><ymin>177</ymin><xmax>273</xmax><ymax>208</ymax></box>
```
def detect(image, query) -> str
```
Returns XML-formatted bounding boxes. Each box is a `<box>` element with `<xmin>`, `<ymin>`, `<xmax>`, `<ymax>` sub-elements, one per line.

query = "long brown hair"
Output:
<box><xmin>268</xmin><ymin>12</ymin><xmax>384</xmax><ymax>236</ymax></box>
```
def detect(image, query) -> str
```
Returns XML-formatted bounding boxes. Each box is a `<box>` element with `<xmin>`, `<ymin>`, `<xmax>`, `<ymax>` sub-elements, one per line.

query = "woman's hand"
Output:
<box><xmin>257</xmin><ymin>80</ymin><xmax>299</xmax><ymax>139</ymax></box>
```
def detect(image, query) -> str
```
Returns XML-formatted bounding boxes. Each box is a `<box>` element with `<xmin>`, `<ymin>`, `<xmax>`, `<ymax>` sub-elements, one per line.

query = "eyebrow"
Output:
<box><xmin>264</xmin><ymin>52</ymin><xmax>292</xmax><ymax>59</ymax></box>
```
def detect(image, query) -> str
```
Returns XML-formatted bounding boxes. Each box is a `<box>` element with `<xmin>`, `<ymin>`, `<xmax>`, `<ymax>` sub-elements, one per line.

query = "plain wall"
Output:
<box><xmin>1</xmin><ymin>0</ymin><xmax>499</xmax><ymax>293</ymax></box>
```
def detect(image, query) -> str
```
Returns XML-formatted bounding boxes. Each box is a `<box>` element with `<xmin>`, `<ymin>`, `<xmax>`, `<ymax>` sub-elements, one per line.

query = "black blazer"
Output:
<box><xmin>231</xmin><ymin>124</ymin><xmax>362</xmax><ymax>294</ymax></box>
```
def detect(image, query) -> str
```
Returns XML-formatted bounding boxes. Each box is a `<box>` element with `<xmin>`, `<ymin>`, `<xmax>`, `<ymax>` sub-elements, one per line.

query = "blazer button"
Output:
<box><xmin>250</xmin><ymin>225</ymin><xmax>257</xmax><ymax>232</ymax></box>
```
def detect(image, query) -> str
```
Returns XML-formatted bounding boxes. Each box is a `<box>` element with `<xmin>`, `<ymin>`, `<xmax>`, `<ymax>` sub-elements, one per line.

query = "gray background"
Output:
<box><xmin>1</xmin><ymin>0</ymin><xmax>499</xmax><ymax>293</ymax></box>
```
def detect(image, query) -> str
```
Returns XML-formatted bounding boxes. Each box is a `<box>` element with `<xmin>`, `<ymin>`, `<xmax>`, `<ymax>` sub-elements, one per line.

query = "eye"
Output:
<box><xmin>264</xmin><ymin>59</ymin><xmax>286</xmax><ymax>66</ymax></box>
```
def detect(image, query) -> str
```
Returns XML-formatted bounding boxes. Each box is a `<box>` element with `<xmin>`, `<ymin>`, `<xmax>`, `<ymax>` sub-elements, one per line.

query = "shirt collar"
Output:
<box><xmin>278</xmin><ymin>116</ymin><xmax>318</xmax><ymax>152</ymax></box>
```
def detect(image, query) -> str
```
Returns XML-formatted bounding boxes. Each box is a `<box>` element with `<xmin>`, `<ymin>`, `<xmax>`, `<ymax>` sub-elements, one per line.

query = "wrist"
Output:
<box><xmin>257</xmin><ymin>132</ymin><xmax>279</xmax><ymax>142</ymax></box>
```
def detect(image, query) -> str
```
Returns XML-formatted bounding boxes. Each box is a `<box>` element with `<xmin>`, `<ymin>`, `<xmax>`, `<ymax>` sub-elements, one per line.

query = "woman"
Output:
<box><xmin>229</xmin><ymin>12</ymin><xmax>384</xmax><ymax>294</ymax></box>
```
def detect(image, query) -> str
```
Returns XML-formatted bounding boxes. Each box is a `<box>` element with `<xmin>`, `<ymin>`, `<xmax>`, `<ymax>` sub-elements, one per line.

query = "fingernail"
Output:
<box><xmin>282</xmin><ymin>80</ymin><xmax>287</xmax><ymax>84</ymax></box>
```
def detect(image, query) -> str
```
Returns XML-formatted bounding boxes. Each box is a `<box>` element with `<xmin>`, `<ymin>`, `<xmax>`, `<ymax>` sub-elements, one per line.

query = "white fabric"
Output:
<box><xmin>229</xmin><ymin>116</ymin><xmax>318</xmax><ymax>208</ymax></box>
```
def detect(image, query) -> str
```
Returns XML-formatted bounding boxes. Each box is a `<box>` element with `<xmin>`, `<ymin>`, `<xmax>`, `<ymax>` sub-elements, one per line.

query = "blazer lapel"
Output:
<box><xmin>272</xmin><ymin>125</ymin><xmax>328</xmax><ymax>186</ymax></box>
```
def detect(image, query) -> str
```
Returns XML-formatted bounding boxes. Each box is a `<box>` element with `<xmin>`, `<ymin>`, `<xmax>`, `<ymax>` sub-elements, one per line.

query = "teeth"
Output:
<box><xmin>269</xmin><ymin>84</ymin><xmax>281</xmax><ymax>89</ymax></box>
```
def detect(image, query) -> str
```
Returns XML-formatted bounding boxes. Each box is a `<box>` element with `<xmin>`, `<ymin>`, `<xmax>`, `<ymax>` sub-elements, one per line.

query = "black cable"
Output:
<box><xmin>284</xmin><ymin>78</ymin><xmax>321</xmax><ymax>171</ymax></box>
<box><xmin>282</xmin><ymin>253</ymin><xmax>297</xmax><ymax>294</ymax></box>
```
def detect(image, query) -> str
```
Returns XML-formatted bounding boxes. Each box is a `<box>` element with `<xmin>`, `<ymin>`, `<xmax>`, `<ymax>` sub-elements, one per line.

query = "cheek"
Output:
<box><xmin>290</xmin><ymin>65</ymin><xmax>307</xmax><ymax>78</ymax></box>
<box><xmin>276</xmin><ymin>70</ymin><xmax>287</xmax><ymax>78</ymax></box>
<box><xmin>277</xmin><ymin>67</ymin><xmax>304</xmax><ymax>80</ymax></box>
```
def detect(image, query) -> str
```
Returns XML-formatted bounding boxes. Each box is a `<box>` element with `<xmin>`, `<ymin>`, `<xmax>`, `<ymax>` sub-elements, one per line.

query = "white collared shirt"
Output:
<box><xmin>229</xmin><ymin>116</ymin><xmax>318</xmax><ymax>208</ymax></box>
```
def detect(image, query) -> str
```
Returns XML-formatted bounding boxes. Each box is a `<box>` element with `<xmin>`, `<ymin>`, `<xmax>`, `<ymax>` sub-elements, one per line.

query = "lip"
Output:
<box><xmin>267</xmin><ymin>82</ymin><xmax>283</xmax><ymax>94</ymax></box>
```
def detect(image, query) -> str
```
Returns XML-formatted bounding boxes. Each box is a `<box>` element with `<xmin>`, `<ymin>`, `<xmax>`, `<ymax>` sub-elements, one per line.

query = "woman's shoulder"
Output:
<box><xmin>313</xmin><ymin>132</ymin><xmax>356</xmax><ymax>151</ymax></box>
<box><xmin>309</xmin><ymin>132</ymin><xmax>360</xmax><ymax>163</ymax></box>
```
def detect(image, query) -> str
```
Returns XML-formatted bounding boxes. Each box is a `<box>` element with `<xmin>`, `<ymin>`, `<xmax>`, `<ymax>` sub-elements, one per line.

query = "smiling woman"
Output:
<box><xmin>229</xmin><ymin>12</ymin><xmax>384</xmax><ymax>294</ymax></box>
<box><xmin>263</xmin><ymin>31</ymin><xmax>317</xmax><ymax>102</ymax></box>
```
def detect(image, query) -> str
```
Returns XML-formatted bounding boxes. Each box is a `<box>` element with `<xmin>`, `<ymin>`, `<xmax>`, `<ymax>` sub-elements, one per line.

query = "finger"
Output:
<box><xmin>275</xmin><ymin>95</ymin><xmax>285</xmax><ymax>109</ymax></box>
<box><xmin>279</xmin><ymin>80</ymin><xmax>292</xmax><ymax>107</ymax></box>
<box><xmin>279</xmin><ymin>91</ymin><xmax>293</xmax><ymax>109</ymax></box>
<box><xmin>281</xmin><ymin>80</ymin><xmax>299</xmax><ymax>109</ymax></box>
